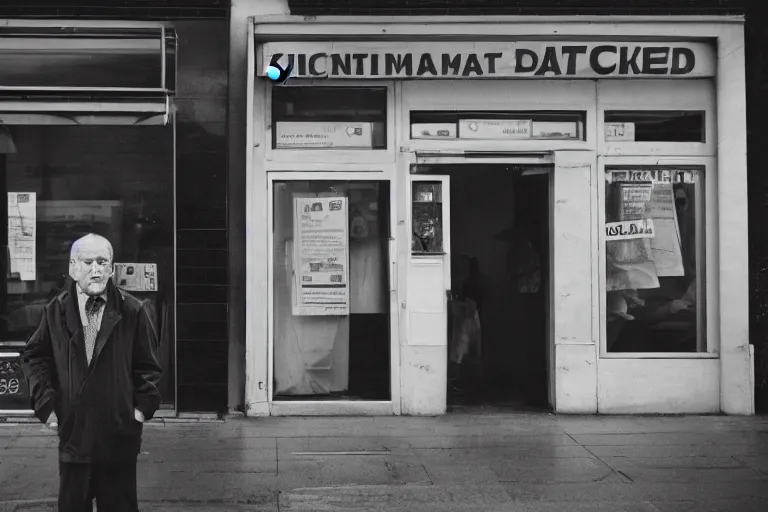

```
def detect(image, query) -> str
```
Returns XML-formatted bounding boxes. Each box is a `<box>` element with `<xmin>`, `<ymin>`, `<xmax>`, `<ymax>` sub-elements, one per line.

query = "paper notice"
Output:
<box><xmin>293</xmin><ymin>196</ymin><xmax>350</xmax><ymax>316</ymax></box>
<box><xmin>606</xmin><ymin>219</ymin><xmax>655</xmax><ymax>241</ymax></box>
<box><xmin>7</xmin><ymin>192</ymin><xmax>36</xmax><ymax>281</ymax></box>
<box><xmin>113</xmin><ymin>263</ymin><xmax>158</xmax><ymax>292</ymax></box>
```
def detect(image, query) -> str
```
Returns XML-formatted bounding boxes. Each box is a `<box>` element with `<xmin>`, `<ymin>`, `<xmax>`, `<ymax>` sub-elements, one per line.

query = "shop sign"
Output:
<box><xmin>259</xmin><ymin>41</ymin><xmax>715</xmax><ymax>79</ymax></box>
<box><xmin>606</xmin><ymin>219</ymin><xmax>656</xmax><ymax>241</ymax></box>
<box><xmin>411</xmin><ymin>123</ymin><xmax>457</xmax><ymax>139</ymax></box>
<box><xmin>276</xmin><ymin>122</ymin><xmax>373</xmax><ymax>149</ymax></box>
<box><xmin>605</xmin><ymin>122</ymin><xmax>636</xmax><ymax>141</ymax></box>
<box><xmin>459</xmin><ymin>119</ymin><xmax>532</xmax><ymax>139</ymax></box>
<box><xmin>292</xmin><ymin>196</ymin><xmax>350</xmax><ymax>316</ymax></box>
<box><xmin>533</xmin><ymin>121</ymin><xmax>580</xmax><ymax>139</ymax></box>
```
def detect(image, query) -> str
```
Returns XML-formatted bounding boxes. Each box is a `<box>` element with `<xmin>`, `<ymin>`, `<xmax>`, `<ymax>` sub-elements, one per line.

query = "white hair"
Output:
<box><xmin>70</xmin><ymin>233</ymin><xmax>114</xmax><ymax>262</ymax></box>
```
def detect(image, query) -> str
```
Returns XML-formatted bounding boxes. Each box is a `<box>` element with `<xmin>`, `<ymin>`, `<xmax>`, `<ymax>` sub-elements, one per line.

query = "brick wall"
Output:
<box><xmin>173</xmin><ymin>20</ymin><xmax>230</xmax><ymax>413</ymax></box>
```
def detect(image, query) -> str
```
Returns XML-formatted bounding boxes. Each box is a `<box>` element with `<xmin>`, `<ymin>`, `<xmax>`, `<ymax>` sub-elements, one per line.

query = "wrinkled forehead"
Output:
<box><xmin>73</xmin><ymin>239</ymin><xmax>112</xmax><ymax>261</ymax></box>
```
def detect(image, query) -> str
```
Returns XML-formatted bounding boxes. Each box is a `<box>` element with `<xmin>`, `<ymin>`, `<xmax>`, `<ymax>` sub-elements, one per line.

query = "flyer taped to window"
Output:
<box><xmin>7</xmin><ymin>192</ymin><xmax>36</xmax><ymax>281</ymax></box>
<box><xmin>292</xmin><ymin>196</ymin><xmax>350</xmax><ymax>316</ymax></box>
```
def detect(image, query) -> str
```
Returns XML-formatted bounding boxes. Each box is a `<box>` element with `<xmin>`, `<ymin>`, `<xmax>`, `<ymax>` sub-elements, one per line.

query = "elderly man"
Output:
<box><xmin>21</xmin><ymin>234</ymin><xmax>162</xmax><ymax>512</ymax></box>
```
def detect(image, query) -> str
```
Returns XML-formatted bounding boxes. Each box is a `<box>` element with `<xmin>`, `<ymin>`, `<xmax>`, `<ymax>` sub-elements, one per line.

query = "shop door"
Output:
<box><xmin>407</xmin><ymin>174</ymin><xmax>451</xmax><ymax>348</ymax></box>
<box><xmin>267</xmin><ymin>173</ymin><xmax>398</xmax><ymax>414</ymax></box>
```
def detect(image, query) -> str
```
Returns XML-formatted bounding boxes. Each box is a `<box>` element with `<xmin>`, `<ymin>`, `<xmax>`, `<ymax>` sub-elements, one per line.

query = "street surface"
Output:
<box><xmin>1</xmin><ymin>409</ymin><xmax>767</xmax><ymax>511</ymax></box>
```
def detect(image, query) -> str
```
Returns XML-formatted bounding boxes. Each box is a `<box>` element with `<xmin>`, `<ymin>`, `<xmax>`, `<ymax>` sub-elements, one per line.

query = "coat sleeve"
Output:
<box><xmin>132</xmin><ymin>300</ymin><xmax>163</xmax><ymax>421</ymax></box>
<box><xmin>20</xmin><ymin>309</ymin><xmax>58</xmax><ymax>424</ymax></box>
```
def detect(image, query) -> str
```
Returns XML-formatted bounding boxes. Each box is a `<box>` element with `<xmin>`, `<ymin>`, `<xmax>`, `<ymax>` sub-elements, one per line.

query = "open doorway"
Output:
<box><xmin>416</xmin><ymin>164</ymin><xmax>550</xmax><ymax>409</ymax></box>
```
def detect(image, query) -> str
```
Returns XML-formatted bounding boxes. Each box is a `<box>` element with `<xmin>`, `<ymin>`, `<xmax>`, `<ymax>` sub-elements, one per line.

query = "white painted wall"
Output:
<box><xmin>552</xmin><ymin>152</ymin><xmax>598</xmax><ymax>413</ymax></box>
<box><xmin>235</xmin><ymin>0</ymin><xmax>290</xmax><ymax>416</ymax></box>
<box><xmin>598</xmin><ymin>359</ymin><xmax>720</xmax><ymax>413</ymax></box>
<box><xmin>715</xmin><ymin>24</ymin><xmax>754</xmax><ymax>415</ymax></box>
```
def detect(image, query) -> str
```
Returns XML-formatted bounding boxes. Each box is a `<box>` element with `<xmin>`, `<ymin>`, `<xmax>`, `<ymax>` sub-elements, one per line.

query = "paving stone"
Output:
<box><xmin>1</xmin><ymin>414</ymin><xmax>766</xmax><ymax>511</ymax></box>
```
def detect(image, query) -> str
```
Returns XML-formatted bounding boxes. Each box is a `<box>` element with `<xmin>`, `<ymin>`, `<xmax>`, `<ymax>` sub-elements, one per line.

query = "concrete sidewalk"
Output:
<box><xmin>1</xmin><ymin>410</ymin><xmax>767</xmax><ymax>511</ymax></box>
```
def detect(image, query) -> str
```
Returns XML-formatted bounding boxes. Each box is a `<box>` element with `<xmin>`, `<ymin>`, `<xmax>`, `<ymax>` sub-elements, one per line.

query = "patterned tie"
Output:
<box><xmin>84</xmin><ymin>296</ymin><xmax>105</xmax><ymax>364</ymax></box>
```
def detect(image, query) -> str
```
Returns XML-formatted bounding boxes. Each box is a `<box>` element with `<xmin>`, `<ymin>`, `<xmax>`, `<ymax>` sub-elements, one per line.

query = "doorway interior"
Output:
<box><xmin>416</xmin><ymin>163</ymin><xmax>551</xmax><ymax>410</ymax></box>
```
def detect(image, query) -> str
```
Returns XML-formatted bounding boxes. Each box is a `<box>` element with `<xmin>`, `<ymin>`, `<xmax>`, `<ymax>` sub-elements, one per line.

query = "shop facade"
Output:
<box><xmin>244</xmin><ymin>15</ymin><xmax>754</xmax><ymax>415</ymax></box>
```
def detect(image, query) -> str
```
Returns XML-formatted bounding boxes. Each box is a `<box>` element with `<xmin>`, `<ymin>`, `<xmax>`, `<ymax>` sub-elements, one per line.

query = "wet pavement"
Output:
<box><xmin>0</xmin><ymin>410</ymin><xmax>767</xmax><ymax>511</ymax></box>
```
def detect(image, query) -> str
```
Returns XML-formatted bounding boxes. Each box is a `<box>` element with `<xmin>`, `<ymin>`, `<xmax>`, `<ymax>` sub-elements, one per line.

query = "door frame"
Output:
<box><xmin>265</xmin><ymin>171</ymin><xmax>400</xmax><ymax>416</ymax></box>
<box><xmin>399</xmin><ymin>151</ymin><xmax>558</xmax><ymax>411</ymax></box>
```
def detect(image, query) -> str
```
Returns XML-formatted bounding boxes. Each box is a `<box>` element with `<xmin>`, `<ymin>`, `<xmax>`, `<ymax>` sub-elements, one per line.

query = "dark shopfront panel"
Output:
<box><xmin>0</xmin><ymin>19</ymin><xmax>230</xmax><ymax>414</ymax></box>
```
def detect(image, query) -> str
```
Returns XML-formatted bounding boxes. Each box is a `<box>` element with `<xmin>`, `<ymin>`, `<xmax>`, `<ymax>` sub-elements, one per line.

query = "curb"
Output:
<box><xmin>0</xmin><ymin>497</ymin><xmax>278</xmax><ymax>511</ymax></box>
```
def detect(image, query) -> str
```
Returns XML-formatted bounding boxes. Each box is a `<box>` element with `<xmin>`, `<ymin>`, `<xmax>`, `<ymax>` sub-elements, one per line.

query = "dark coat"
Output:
<box><xmin>21</xmin><ymin>277</ymin><xmax>162</xmax><ymax>464</ymax></box>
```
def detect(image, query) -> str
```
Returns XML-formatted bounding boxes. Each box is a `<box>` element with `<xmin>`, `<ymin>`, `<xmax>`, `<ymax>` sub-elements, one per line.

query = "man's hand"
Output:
<box><xmin>46</xmin><ymin>411</ymin><xmax>58</xmax><ymax>432</ymax></box>
<box><xmin>134</xmin><ymin>408</ymin><xmax>145</xmax><ymax>423</ymax></box>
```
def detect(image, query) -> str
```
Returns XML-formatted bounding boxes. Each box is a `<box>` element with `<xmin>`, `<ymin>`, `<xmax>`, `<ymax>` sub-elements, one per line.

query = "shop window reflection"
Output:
<box><xmin>1</xmin><ymin>125</ymin><xmax>175</xmax><ymax>408</ymax></box>
<box><xmin>604</xmin><ymin>167</ymin><xmax>704</xmax><ymax>353</ymax></box>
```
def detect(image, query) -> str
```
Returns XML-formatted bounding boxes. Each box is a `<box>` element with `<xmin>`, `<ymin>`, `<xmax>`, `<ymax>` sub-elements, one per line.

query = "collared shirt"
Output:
<box><xmin>76</xmin><ymin>284</ymin><xmax>107</xmax><ymax>330</ymax></box>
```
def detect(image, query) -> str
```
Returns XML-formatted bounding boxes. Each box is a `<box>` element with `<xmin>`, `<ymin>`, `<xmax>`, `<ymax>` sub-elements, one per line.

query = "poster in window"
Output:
<box><xmin>605</xmin><ymin>182</ymin><xmax>659</xmax><ymax>292</ymax></box>
<box><xmin>7</xmin><ymin>192</ymin><xmax>36</xmax><ymax>281</ymax></box>
<box><xmin>292</xmin><ymin>196</ymin><xmax>350</xmax><ymax>316</ymax></box>
<box><xmin>647</xmin><ymin>183</ymin><xmax>685</xmax><ymax>277</ymax></box>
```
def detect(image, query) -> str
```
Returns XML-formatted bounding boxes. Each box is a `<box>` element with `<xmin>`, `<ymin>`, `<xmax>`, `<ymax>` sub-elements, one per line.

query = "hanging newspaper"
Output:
<box><xmin>647</xmin><ymin>183</ymin><xmax>685</xmax><ymax>277</ymax></box>
<box><xmin>7</xmin><ymin>192</ymin><xmax>36</xmax><ymax>281</ymax></box>
<box><xmin>292</xmin><ymin>196</ymin><xmax>350</xmax><ymax>316</ymax></box>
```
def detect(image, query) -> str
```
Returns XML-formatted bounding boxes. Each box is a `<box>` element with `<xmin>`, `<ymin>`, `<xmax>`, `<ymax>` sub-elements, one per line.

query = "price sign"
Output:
<box><xmin>0</xmin><ymin>353</ymin><xmax>30</xmax><ymax>409</ymax></box>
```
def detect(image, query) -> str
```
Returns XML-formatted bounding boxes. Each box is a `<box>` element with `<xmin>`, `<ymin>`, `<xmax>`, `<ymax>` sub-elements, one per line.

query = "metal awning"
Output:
<box><xmin>0</xmin><ymin>23</ymin><xmax>176</xmax><ymax>95</ymax></box>
<box><xmin>0</xmin><ymin>97</ymin><xmax>171</xmax><ymax>125</ymax></box>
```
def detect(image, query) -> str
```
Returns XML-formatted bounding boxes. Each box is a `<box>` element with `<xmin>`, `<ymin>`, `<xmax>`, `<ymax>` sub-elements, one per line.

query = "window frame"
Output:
<box><xmin>597</xmin><ymin>79</ymin><xmax>716</xmax><ymax>157</ymax></box>
<box><xmin>265</xmin><ymin>81</ymin><xmax>396</xmax><ymax>165</ymax></box>
<box><xmin>265</xmin><ymin>171</ymin><xmax>399</xmax><ymax>416</ymax></box>
<box><xmin>597</xmin><ymin>155</ymin><xmax>718</xmax><ymax>359</ymax></box>
<box><xmin>399</xmin><ymin>80</ymin><xmax>596</xmax><ymax>154</ymax></box>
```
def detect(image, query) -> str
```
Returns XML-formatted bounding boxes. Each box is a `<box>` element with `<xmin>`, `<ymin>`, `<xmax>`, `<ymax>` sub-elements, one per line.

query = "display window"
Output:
<box><xmin>0</xmin><ymin>124</ymin><xmax>176</xmax><ymax>410</ymax></box>
<box><xmin>270</xmin><ymin>179</ymin><xmax>391</xmax><ymax>400</ymax></box>
<box><xmin>603</xmin><ymin>166</ymin><xmax>705</xmax><ymax>353</ymax></box>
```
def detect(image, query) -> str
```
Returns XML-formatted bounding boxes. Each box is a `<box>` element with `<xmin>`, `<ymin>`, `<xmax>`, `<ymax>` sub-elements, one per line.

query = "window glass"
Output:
<box><xmin>605</xmin><ymin>167</ymin><xmax>704</xmax><ymax>353</ymax></box>
<box><xmin>272</xmin><ymin>87</ymin><xmax>387</xmax><ymax>149</ymax></box>
<box><xmin>411</xmin><ymin>111</ymin><xmax>585</xmax><ymax>141</ymax></box>
<box><xmin>412</xmin><ymin>182</ymin><xmax>444</xmax><ymax>253</ymax></box>
<box><xmin>272</xmin><ymin>180</ymin><xmax>391</xmax><ymax>400</ymax></box>
<box><xmin>604</xmin><ymin>111</ymin><xmax>705</xmax><ymax>143</ymax></box>
<box><xmin>1</xmin><ymin>124</ymin><xmax>175</xmax><ymax>409</ymax></box>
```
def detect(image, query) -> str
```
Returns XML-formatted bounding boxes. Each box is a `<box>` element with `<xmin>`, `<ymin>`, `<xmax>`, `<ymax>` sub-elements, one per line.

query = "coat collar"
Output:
<box><xmin>59</xmin><ymin>277</ymin><xmax>124</xmax><ymax>365</ymax></box>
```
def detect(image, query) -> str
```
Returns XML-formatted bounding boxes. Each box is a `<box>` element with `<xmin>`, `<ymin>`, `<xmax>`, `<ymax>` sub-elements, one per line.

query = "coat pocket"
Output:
<box><xmin>58</xmin><ymin>405</ymin><xmax>89</xmax><ymax>455</ymax></box>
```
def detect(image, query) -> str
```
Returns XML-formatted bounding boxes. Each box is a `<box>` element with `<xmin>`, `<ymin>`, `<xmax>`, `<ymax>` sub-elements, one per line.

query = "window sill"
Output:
<box><xmin>600</xmin><ymin>352</ymin><xmax>718</xmax><ymax>359</ymax></box>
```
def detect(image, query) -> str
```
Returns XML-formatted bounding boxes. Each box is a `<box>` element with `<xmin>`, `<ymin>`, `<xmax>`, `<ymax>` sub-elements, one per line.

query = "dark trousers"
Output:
<box><xmin>59</xmin><ymin>461</ymin><xmax>139</xmax><ymax>512</ymax></box>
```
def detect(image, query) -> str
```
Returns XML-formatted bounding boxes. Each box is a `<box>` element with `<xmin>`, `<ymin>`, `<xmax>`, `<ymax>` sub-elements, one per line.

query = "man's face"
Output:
<box><xmin>71</xmin><ymin>240</ymin><xmax>112</xmax><ymax>296</ymax></box>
